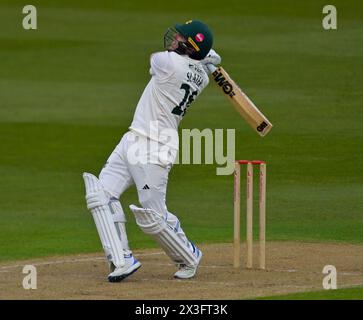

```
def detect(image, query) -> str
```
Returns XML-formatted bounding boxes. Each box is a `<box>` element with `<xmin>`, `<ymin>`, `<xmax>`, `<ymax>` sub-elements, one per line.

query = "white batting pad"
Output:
<box><xmin>83</xmin><ymin>172</ymin><xmax>125</xmax><ymax>267</ymax></box>
<box><xmin>129</xmin><ymin>204</ymin><xmax>198</xmax><ymax>266</ymax></box>
<box><xmin>109</xmin><ymin>197</ymin><xmax>130</xmax><ymax>251</ymax></box>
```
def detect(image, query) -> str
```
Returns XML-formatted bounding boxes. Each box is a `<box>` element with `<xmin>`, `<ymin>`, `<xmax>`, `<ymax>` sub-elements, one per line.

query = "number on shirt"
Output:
<box><xmin>172</xmin><ymin>83</ymin><xmax>198</xmax><ymax>117</ymax></box>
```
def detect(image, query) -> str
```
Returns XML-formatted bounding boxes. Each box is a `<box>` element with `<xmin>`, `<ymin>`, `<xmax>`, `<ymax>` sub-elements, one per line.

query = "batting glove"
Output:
<box><xmin>201</xmin><ymin>49</ymin><xmax>221</xmax><ymax>74</ymax></box>
<box><xmin>201</xmin><ymin>49</ymin><xmax>221</xmax><ymax>66</ymax></box>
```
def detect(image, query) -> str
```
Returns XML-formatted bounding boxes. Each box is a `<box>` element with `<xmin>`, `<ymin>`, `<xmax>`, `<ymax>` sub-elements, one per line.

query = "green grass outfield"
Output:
<box><xmin>0</xmin><ymin>0</ymin><xmax>362</xmax><ymax>263</ymax></box>
<box><xmin>257</xmin><ymin>287</ymin><xmax>363</xmax><ymax>300</ymax></box>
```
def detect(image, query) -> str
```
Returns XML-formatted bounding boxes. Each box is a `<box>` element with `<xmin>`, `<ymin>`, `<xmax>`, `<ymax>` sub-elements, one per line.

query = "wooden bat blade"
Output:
<box><xmin>209</xmin><ymin>65</ymin><xmax>273</xmax><ymax>137</ymax></box>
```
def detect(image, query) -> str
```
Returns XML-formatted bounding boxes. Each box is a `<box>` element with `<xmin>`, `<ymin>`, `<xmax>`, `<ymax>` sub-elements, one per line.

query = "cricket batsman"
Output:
<box><xmin>83</xmin><ymin>20</ymin><xmax>221</xmax><ymax>282</ymax></box>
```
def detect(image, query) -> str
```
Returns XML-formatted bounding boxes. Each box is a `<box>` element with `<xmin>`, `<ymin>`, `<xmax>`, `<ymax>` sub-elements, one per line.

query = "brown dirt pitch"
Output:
<box><xmin>1</xmin><ymin>242</ymin><xmax>362</xmax><ymax>300</ymax></box>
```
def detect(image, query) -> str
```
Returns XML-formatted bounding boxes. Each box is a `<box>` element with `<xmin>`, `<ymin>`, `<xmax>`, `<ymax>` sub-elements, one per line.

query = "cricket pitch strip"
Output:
<box><xmin>1</xmin><ymin>242</ymin><xmax>362</xmax><ymax>299</ymax></box>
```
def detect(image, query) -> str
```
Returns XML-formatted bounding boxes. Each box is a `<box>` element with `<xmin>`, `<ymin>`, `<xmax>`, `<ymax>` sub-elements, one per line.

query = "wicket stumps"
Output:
<box><xmin>233</xmin><ymin>160</ymin><xmax>266</xmax><ymax>270</ymax></box>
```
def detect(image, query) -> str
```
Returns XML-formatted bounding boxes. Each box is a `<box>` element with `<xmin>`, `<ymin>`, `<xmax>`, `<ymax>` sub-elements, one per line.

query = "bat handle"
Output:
<box><xmin>206</xmin><ymin>63</ymin><xmax>217</xmax><ymax>74</ymax></box>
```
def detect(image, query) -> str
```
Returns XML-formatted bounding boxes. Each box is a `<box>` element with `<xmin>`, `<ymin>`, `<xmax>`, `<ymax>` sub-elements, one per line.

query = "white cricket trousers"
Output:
<box><xmin>99</xmin><ymin>130</ymin><xmax>191</xmax><ymax>247</ymax></box>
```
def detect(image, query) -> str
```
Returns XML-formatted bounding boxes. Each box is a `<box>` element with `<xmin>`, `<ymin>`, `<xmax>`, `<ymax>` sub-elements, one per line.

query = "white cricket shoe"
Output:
<box><xmin>108</xmin><ymin>252</ymin><xmax>141</xmax><ymax>283</ymax></box>
<box><xmin>174</xmin><ymin>245</ymin><xmax>202</xmax><ymax>279</ymax></box>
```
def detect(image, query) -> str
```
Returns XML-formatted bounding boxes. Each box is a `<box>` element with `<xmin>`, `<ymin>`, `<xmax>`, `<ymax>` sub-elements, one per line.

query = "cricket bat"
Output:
<box><xmin>207</xmin><ymin>64</ymin><xmax>273</xmax><ymax>137</ymax></box>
